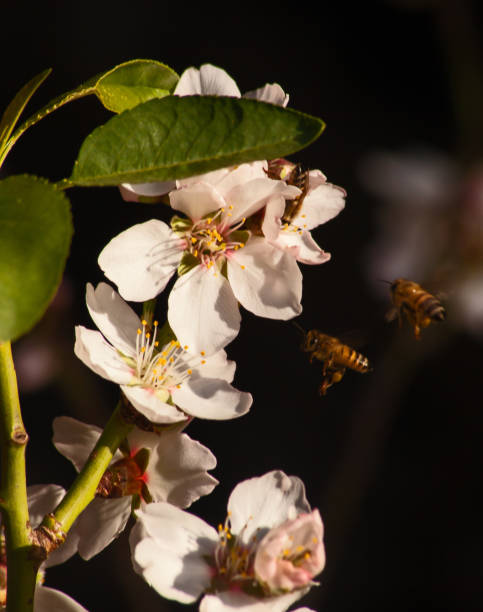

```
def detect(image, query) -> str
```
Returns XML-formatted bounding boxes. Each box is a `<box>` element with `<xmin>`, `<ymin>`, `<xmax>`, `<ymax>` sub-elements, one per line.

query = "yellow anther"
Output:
<box><xmin>206</xmin><ymin>217</ymin><xmax>212</xmax><ymax>224</ymax></box>
<box><xmin>146</xmin><ymin>333</ymin><xmax>151</xmax><ymax>339</ymax></box>
<box><xmin>304</xmin><ymin>552</ymin><xmax>311</xmax><ymax>560</ymax></box>
<box><xmin>218</xmin><ymin>523</ymin><xmax>223</xmax><ymax>532</ymax></box>
<box><xmin>169</xmin><ymin>357</ymin><xmax>174</xmax><ymax>363</ymax></box>
<box><xmin>140</xmin><ymin>347</ymin><xmax>146</xmax><ymax>353</ymax></box>
<box><xmin>229</xmin><ymin>205</ymin><xmax>234</xmax><ymax>209</ymax></box>
<box><xmin>176</xmin><ymin>384</ymin><xmax>181</xmax><ymax>389</ymax></box>
<box><xmin>312</xmin><ymin>537</ymin><xmax>318</xmax><ymax>544</ymax></box>
<box><xmin>283</xmin><ymin>549</ymin><xmax>291</xmax><ymax>557</ymax></box>
<box><xmin>200</xmin><ymin>351</ymin><xmax>206</xmax><ymax>356</ymax></box>
<box><xmin>301</xmin><ymin>214</ymin><xmax>306</xmax><ymax>218</ymax></box>
<box><xmin>191</xmin><ymin>237</ymin><xmax>197</xmax><ymax>243</ymax></box>
<box><xmin>241</xmin><ymin>265</ymin><xmax>245</xmax><ymax>270</ymax></box>
<box><xmin>154</xmin><ymin>341</ymin><xmax>159</xmax><ymax>347</ymax></box>
<box><xmin>154</xmin><ymin>320</ymin><xmax>158</xmax><ymax>326</ymax></box>
<box><xmin>141</xmin><ymin>320</ymin><xmax>147</xmax><ymax>326</ymax></box>
<box><xmin>226</xmin><ymin>532</ymin><xmax>232</xmax><ymax>540</ymax></box>
<box><xmin>194</xmin><ymin>249</ymin><xmax>198</xmax><ymax>257</ymax></box>
<box><xmin>187</xmin><ymin>369</ymin><xmax>192</xmax><ymax>375</ymax></box>
<box><xmin>221</xmin><ymin>207</ymin><xmax>225</xmax><ymax>212</ymax></box>
<box><xmin>201</xmin><ymin>360</ymin><xmax>206</xmax><ymax>364</ymax></box>
<box><xmin>137</xmin><ymin>329</ymin><xmax>142</xmax><ymax>335</ymax></box>
<box><xmin>240</xmin><ymin>243</ymin><xmax>245</xmax><ymax>248</ymax></box>
<box><xmin>184</xmin><ymin>345</ymin><xmax>189</xmax><ymax>350</ymax></box>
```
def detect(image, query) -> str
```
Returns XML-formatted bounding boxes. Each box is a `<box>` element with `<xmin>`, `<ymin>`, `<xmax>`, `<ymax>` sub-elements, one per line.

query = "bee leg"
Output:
<box><xmin>322</xmin><ymin>355</ymin><xmax>334</xmax><ymax>376</ymax></box>
<box><xmin>413</xmin><ymin>324</ymin><xmax>421</xmax><ymax>340</ymax></box>
<box><xmin>319</xmin><ymin>377</ymin><xmax>330</xmax><ymax>396</ymax></box>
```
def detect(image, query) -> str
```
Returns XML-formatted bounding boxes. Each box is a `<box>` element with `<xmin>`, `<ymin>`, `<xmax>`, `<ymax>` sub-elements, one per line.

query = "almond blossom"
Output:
<box><xmin>99</xmin><ymin>165</ymin><xmax>302</xmax><ymax>355</ymax></box>
<box><xmin>130</xmin><ymin>470</ymin><xmax>325</xmax><ymax>612</ymax></box>
<box><xmin>75</xmin><ymin>282</ymin><xmax>252</xmax><ymax>422</ymax></box>
<box><xmin>52</xmin><ymin>416</ymin><xmax>218</xmax><ymax>560</ymax></box>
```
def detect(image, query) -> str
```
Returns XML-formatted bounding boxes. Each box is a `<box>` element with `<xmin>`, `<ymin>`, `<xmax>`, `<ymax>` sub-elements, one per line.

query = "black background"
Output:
<box><xmin>2</xmin><ymin>1</ymin><xmax>483</xmax><ymax>611</ymax></box>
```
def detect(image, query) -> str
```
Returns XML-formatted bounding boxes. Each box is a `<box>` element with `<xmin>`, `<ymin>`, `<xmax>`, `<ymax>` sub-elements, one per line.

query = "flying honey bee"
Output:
<box><xmin>386</xmin><ymin>278</ymin><xmax>446</xmax><ymax>340</ymax></box>
<box><xmin>299</xmin><ymin>328</ymin><xmax>372</xmax><ymax>395</ymax></box>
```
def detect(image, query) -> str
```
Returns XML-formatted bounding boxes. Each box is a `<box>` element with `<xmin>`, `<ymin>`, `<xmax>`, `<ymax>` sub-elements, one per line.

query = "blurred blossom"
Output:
<box><xmin>359</xmin><ymin>148</ymin><xmax>483</xmax><ymax>336</ymax></box>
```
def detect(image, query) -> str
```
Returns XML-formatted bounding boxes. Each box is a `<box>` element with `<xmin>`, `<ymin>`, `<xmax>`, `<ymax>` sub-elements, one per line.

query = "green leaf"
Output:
<box><xmin>69</xmin><ymin>96</ymin><xmax>325</xmax><ymax>187</ymax></box>
<box><xmin>0</xmin><ymin>69</ymin><xmax>51</xmax><ymax>157</ymax></box>
<box><xmin>95</xmin><ymin>59</ymin><xmax>179</xmax><ymax>113</ymax></box>
<box><xmin>0</xmin><ymin>175</ymin><xmax>72</xmax><ymax>342</ymax></box>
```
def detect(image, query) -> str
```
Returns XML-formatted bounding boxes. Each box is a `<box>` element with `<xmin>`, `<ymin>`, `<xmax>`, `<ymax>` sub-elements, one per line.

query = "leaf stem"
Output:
<box><xmin>46</xmin><ymin>400</ymin><xmax>133</xmax><ymax>534</ymax></box>
<box><xmin>0</xmin><ymin>341</ymin><xmax>36</xmax><ymax>612</ymax></box>
<box><xmin>0</xmin><ymin>87</ymin><xmax>95</xmax><ymax>168</ymax></box>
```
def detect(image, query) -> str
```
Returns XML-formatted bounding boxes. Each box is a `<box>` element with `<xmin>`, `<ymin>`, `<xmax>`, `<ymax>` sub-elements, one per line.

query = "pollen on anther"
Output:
<box><xmin>184</xmin><ymin>345</ymin><xmax>189</xmax><ymax>350</ymax></box>
<box><xmin>154</xmin><ymin>321</ymin><xmax>158</xmax><ymax>327</ymax></box>
<box><xmin>241</xmin><ymin>265</ymin><xmax>245</xmax><ymax>270</ymax></box>
<box><xmin>137</xmin><ymin>329</ymin><xmax>142</xmax><ymax>335</ymax></box>
<box><xmin>200</xmin><ymin>351</ymin><xmax>206</xmax><ymax>356</ymax></box>
<box><xmin>201</xmin><ymin>360</ymin><xmax>206</xmax><ymax>364</ymax></box>
<box><xmin>141</xmin><ymin>320</ymin><xmax>147</xmax><ymax>326</ymax></box>
<box><xmin>187</xmin><ymin>369</ymin><xmax>192</xmax><ymax>375</ymax></box>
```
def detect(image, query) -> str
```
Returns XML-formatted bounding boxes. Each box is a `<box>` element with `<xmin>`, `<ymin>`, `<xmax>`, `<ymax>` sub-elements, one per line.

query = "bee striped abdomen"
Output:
<box><xmin>389</xmin><ymin>278</ymin><xmax>446</xmax><ymax>339</ymax></box>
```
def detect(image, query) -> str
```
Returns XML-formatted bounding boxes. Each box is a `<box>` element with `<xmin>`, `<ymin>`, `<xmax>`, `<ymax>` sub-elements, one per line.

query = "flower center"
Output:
<box><xmin>185</xmin><ymin>208</ymin><xmax>246</xmax><ymax>269</ymax></box>
<box><xmin>213</xmin><ymin>514</ymin><xmax>258</xmax><ymax>587</ymax></box>
<box><xmin>134</xmin><ymin>320</ymin><xmax>206</xmax><ymax>392</ymax></box>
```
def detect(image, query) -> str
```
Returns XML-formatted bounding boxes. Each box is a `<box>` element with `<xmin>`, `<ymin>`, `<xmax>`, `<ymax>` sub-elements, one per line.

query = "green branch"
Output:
<box><xmin>44</xmin><ymin>400</ymin><xmax>133</xmax><ymax>535</ymax></box>
<box><xmin>0</xmin><ymin>341</ymin><xmax>36</xmax><ymax>612</ymax></box>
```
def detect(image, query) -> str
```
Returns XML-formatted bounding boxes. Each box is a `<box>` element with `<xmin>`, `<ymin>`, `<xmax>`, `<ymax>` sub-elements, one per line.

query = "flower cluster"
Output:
<box><xmin>32</xmin><ymin>63</ymin><xmax>346</xmax><ymax>611</ymax></box>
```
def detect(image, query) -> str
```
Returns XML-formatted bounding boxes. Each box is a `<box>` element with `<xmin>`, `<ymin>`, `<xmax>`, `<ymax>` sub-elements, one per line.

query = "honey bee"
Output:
<box><xmin>267</xmin><ymin>159</ymin><xmax>310</xmax><ymax>223</ymax></box>
<box><xmin>301</xmin><ymin>329</ymin><xmax>372</xmax><ymax>395</ymax></box>
<box><xmin>386</xmin><ymin>278</ymin><xmax>446</xmax><ymax>340</ymax></box>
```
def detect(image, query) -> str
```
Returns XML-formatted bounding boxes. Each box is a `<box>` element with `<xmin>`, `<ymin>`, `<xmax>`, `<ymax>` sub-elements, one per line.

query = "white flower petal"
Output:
<box><xmin>200</xmin><ymin>590</ymin><xmax>305</xmax><ymax>612</ymax></box>
<box><xmin>120</xmin><ymin>181</ymin><xmax>175</xmax><ymax>200</ymax></box>
<box><xmin>193</xmin><ymin>349</ymin><xmax>235</xmax><ymax>383</ymax></box>
<box><xmin>170</xmin><ymin>182</ymin><xmax>227</xmax><ymax>221</ymax></box>
<box><xmin>224</xmin><ymin>179</ymin><xmax>300</xmax><ymax>226</ymax></box>
<box><xmin>168</xmin><ymin>266</ymin><xmax>240</xmax><ymax>355</ymax></box>
<box><xmin>214</xmin><ymin>162</ymin><xmax>268</xmax><ymax>198</ymax></box>
<box><xmin>74</xmin><ymin>327</ymin><xmax>134</xmax><ymax>385</ymax></box>
<box><xmin>177</xmin><ymin>167</ymin><xmax>232</xmax><ymax>189</ymax></box>
<box><xmin>85</xmin><ymin>283</ymin><xmax>139</xmax><ymax>356</ymax></box>
<box><xmin>98</xmin><ymin>219</ymin><xmax>183</xmax><ymax>301</ymax></box>
<box><xmin>172</xmin><ymin>378</ymin><xmax>252</xmax><ymax>421</ymax></box>
<box><xmin>76</xmin><ymin>497</ymin><xmax>132</xmax><ymax>560</ymax></box>
<box><xmin>174</xmin><ymin>64</ymin><xmax>241</xmax><ymax>97</ymax></box>
<box><xmin>130</xmin><ymin>502</ymin><xmax>217</xmax><ymax>603</ymax></box>
<box><xmin>274</xmin><ymin>231</ymin><xmax>331</xmax><ymax>265</ymax></box>
<box><xmin>145</xmin><ymin>430</ymin><xmax>218</xmax><ymax>507</ymax></box>
<box><xmin>244</xmin><ymin>83</ymin><xmax>289</xmax><ymax>107</ymax></box>
<box><xmin>121</xmin><ymin>385</ymin><xmax>188</xmax><ymax>424</ymax></box>
<box><xmin>228</xmin><ymin>471</ymin><xmax>310</xmax><ymax>543</ymax></box>
<box><xmin>262</xmin><ymin>195</ymin><xmax>286</xmax><ymax>241</ymax></box>
<box><xmin>34</xmin><ymin>585</ymin><xmax>89</xmax><ymax>612</ymax></box>
<box><xmin>27</xmin><ymin>484</ymin><xmax>66</xmax><ymax>527</ymax></box>
<box><xmin>53</xmin><ymin>417</ymin><xmax>102</xmax><ymax>472</ymax></box>
<box><xmin>228</xmin><ymin>239</ymin><xmax>302</xmax><ymax>320</ymax></box>
<box><xmin>292</xmin><ymin>174</ymin><xmax>346</xmax><ymax>230</ymax></box>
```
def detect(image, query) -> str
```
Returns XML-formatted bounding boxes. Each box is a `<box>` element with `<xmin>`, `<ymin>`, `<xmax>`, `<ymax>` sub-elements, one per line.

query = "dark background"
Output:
<box><xmin>2</xmin><ymin>1</ymin><xmax>483</xmax><ymax>610</ymax></box>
